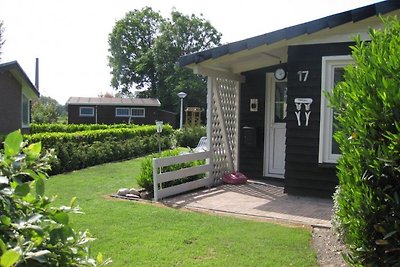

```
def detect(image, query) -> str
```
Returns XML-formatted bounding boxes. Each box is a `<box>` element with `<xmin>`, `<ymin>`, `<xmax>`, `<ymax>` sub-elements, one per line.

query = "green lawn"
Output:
<box><xmin>46</xmin><ymin>156</ymin><xmax>318</xmax><ymax>267</ymax></box>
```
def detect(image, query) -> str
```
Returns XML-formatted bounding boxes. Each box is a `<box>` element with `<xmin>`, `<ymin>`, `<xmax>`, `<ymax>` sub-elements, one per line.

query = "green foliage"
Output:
<box><xmin>175</xmin><ymin>126</ymin><xmax>206</xmax><ymax>148</ymax></box>
<box><xmin>329</xmin><ymin>16</ymin><xmax>400</xmax><ymax>266</ymax></box>
<box><xmin>31</xmin><ymin>96</ymin><xmax>66</xmax><ymax>124</ymax></box>
<box><xmin>108</xmin><ymin>7</ymin><xmax>221</xmax><ymax>112</ymax></box>
<box><xmin>0</xmin><ymin>130</ymin><xmax>111</xmax><ymax>266</ymax></box>
<box><xmin>137</xmin><ymin>149</ymin><xmax>205</xmax><ymax>192</ymax></box>
<box><xmin>26</xmin><ymin>125</ymin><xmax>173</xmax><ymax>175</ymax></box>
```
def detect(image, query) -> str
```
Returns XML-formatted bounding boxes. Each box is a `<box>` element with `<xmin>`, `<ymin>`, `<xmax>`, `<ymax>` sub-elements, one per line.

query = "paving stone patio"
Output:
<box><xmin>163</xmin><ymin>180</ymin><xmax>333</xmax><ymax>228</ymax></box>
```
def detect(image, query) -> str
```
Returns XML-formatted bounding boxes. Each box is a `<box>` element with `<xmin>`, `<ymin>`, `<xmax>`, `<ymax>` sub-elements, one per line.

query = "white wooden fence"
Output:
<box><xmin>153</xmin><ymin>151</ymin><xmax>212</xmax><ymax>201</ymax></box>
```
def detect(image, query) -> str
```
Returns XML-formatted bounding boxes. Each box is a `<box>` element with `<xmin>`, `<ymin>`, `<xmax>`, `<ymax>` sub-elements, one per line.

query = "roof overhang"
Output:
<box><xmin>66</xmin><ymin>97</ymin><xmax>161</xmax><ymax>107</ymax></box>
<box><xmin>178</xmin><ymin>1</ymin><xmax>400</xmax><ymax>76</ymax></box>
<box><xmin>0</xmin><ymin>61</ymin><xmax>39</xmax><ymax>99</ymax></box>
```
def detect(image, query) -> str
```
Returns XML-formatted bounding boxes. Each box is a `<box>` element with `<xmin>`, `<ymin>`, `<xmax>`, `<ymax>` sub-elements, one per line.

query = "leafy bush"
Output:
<box><xmin>175</xmin><ymin>126</ymin><xmax>206</xmax><ymax>148</ymax></box>
<box><xmin>25</xmin><ymin>125</ymin><xmax>174</xmax><ymax>175</ymax></box>
<box><xmin>0</xmin><ymin>130</ymin><xmax>110</xmax><ymax>266</ymax></box>
<box><xmin>329</xmin><ymin>16</ymin><xmax>400</xmax><ymax>266</ymax></box>
<box><xmin>136</xmin><ymin>149</ymin><xmax>205</xmax><ymax>192</ymax></box>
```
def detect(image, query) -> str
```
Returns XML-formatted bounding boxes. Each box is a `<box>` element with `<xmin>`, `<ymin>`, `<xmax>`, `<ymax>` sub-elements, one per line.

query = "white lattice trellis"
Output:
<box><xmin>207</xmin><ymin>77</ymin><xmax>240</xmax><ymax>185</ymax></box>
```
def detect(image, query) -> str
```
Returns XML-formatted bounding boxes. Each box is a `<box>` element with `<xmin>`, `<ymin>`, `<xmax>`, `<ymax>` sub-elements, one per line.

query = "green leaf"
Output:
<box><xmin>54</xmin><ymin>212</ymin><xmax>69</xmax><ymax>225</ymax></box>
<box><xmin>0</xmin><ymin>249</ymin><xmax>20</xmax><ymax>267</ymax></box>
<box><xmin>0</xmin><ymin>239</ymin><xmax>7</xmax><ymax>253</ymax></box>
<box><xmin>14</xmin><ymin>183</ymin><xmax>30</xmax><ymax>196</ymax></box>
<box><xmin>383</xmin><ymin>230</ymin><xmax>398</xmax><ymax>240</ymax></box>
<box><xmin>96</xmin><ymin>252</ymin><xmax>103</xmax><ymax>264</ymax></box>
<box><xmin>0</xmin><ymin>215</ymin><xmax>11</xmax><ymax>226</ymax></box>
<box><xmin>4</xmin><ymin>130</ymin><xmax>22</xmax><ymax>157</ymax></box>
<box><xmin>70</xmin><ymin>196</ymin><xmax>77</xmax><ymax>208</ymax></box>
<box><xmin>35</xmin><ymin>177</ymin><xmax>45</xmax><ymax>197</ymax></box>
<box><xmin>25</xmin><ymin>142</ymin><xmax>42</xmax><ymax>159</ymax></box>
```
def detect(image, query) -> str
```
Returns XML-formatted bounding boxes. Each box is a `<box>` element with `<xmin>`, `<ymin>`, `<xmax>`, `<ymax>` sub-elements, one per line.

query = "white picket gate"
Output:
<box><xmin>152</xmin><ymin>151</ymin><xmax>212</xmax><ymax>201</ymax></box>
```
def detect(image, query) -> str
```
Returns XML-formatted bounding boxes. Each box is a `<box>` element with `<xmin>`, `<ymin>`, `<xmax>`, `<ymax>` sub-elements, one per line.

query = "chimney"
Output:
<box><xmin>35</xmin><ymin>58</ymin><xmax>39</xmax><ymax>90</ymax></box>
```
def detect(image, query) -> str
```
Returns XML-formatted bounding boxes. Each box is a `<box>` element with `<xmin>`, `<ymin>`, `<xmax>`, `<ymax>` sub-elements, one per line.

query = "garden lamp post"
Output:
<box><xmin>177</xmin><ymin>92</ymin><xmax>187</xmax><ymax>129</ymax></box>
<box><xmin>155</xmin><ymin>120</ymin><xmax>163</xmax><ymax>154</ymax></box>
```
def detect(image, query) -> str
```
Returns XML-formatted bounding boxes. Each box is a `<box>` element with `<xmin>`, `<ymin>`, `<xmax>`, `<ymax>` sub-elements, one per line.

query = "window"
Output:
<box><xmin>319</xmin><ymin>55</ymin><xmax>354</xmax><ymax>164</ymax></box>
<box><xmin>115</xmin><ymin>108</ymin><xmax>130</xmax><ymax>117</ymax></box>
<box><xmin>21</xmin><ymin>94</ymin><xmax>30</xmax><ymax>127</ymax></box>
<box><xmin>131</xmin><ymin>108</ymin><xmax>145</xmax><ymax>118</ymax></box>
<box><xmin>79</xmin><ymin>107</ymin><xmax>94</xmax><ymax>117</ymax></box>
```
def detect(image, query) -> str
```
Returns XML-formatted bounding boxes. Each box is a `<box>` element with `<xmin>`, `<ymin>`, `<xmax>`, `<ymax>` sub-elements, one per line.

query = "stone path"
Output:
<box><xmin>163</xmin><ymin>181</ymin><xmax>333</xmax><ymax>228</ymax></box>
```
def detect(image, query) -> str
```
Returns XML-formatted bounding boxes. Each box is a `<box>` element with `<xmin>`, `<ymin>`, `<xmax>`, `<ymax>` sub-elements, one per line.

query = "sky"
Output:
<box><xmin>0</xmin><ymin>0</ymin><xmax>381</xmax><ymax>105</ymax></box>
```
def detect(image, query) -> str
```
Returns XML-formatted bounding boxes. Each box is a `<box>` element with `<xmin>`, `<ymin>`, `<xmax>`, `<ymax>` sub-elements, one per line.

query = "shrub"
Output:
<box><xmin>25</xmin><ymin>125</ymin><xmax>174</xmax><ymax>175</ymax></box>
<box><xmin>0</xmin><ymin>130</ymin><xmax>111</xmax><ymax>266</ymax></box>
<box><xmin>175</xmin><ymin>126</ymin><xmax>206</xmax><ymax>148</ymax></box>
<box><xmin>136</xmin><ymin>149</ymin><xmax>205</xmax><ymax>192</ymax></box>
<box><xmin>329</xmin><ymin>16</ymin><xmax>400</xmax><ymax>266</ymax></box>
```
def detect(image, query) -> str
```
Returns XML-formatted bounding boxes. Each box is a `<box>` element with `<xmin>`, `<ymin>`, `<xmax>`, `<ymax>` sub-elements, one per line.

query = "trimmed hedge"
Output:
<box><xmin>30</xmin><ymin>123</ymin><xmax>141</xmax><ymax>133</ymax></box>
<box><xmin>25</xmin><ymin>125</ymin><xmax>174</xmax><ymax>175</ymax></box>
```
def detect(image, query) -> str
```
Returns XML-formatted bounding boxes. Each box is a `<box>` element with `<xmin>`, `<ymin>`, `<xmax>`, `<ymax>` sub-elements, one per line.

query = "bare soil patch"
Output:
<box><xmin>312</xmin><ymin>227</ymin><xmax>348</xmax><ymax>267</ymax></box>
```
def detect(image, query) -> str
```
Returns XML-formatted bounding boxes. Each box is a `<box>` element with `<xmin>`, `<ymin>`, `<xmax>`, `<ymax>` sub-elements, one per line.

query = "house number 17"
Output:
<box><xmin>297</xmin><ymin>70</ymin><xmax>309</xmax><ymax>82</ymax></box>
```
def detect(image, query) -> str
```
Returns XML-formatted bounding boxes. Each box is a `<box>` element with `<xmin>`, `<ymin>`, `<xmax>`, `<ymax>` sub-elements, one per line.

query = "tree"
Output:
<box><xmin>108</xmin><ymin>7</ymin><xmax>164</xmax><ymax>96</ymax></box>
<box><xmin>32</xmin><ymin>96</ymin><xmax>66</xmax><ymax>124</ymax></box>
<box><xmin>0</xmin><ymin>20</ymin><xmax>5</xmax><ymax>61</ymax></box>
<box><xmin>108</xmin><ymin>7</ymin><xmax>221</xmax><ymax>112</ymax></box>
<box><xmin>330</xmin><ymin>16</ymin><xmax>400</xmax><ymax>266</ymax></box>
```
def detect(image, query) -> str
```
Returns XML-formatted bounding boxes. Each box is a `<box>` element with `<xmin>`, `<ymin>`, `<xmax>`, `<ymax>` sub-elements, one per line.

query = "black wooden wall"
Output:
<box><xmin>238</xmin><ymin>42</ymin><xmax>354</xmax><ymax>198</ymax></box>
<box><xmin>284</xmin><ymin>42</ymin><xmax>353</xmax><ymax>198</ymax></box>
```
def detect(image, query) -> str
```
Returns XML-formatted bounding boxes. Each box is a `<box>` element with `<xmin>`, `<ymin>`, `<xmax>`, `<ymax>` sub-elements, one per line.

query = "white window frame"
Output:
<box><xmin>319</xmin><ymin>55</ymin><xmax>354</xmax><ymax>164</ymax></box>
<box><xmin>131</xmin><ymin>108</ymin><xmax>145</xmax><ymax>118</ymax></box>
<box><xmin>79</xmin><ymin>106</ymin><xmax>95</xmax><ymax>117</ymax></box>
<box><xmin>21</xmin><ymin>93</ymin><xmax>30</xmax><ymax>128</ymax></box>
<box><xmin>115</xmin><ymin>107</ymin><xmax>130</xmax><ymax>117</ymax></box>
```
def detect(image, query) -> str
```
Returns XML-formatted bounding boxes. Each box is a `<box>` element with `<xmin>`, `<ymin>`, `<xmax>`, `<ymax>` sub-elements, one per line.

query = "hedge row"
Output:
<box><xmin>25</xmin><ymin>125</ymin><xmax>174</xmax><ymax>175</ymax></box>
<box><xmin>30</xmin><ymin>123</ymin><xmax>142</xmax><ymax>134</ymax></box>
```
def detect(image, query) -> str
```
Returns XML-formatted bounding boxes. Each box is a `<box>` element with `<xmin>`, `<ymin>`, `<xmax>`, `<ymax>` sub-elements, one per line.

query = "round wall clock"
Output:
<box><xmin>274</xmin><ymin>68</ymin><xmax>287</xmax><ymax>80</ymax></box>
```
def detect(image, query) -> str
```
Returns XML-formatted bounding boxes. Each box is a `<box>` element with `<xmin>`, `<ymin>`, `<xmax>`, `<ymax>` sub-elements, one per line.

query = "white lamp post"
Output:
<box><xmin>155</xmin><ymin>121</ymin><xmax>163</xmax><ymax>154</ymax></box>
<box><xmin>177</xmin><ymin>92</ymin><xmax>187</xmax><ymax>129</ymax></box>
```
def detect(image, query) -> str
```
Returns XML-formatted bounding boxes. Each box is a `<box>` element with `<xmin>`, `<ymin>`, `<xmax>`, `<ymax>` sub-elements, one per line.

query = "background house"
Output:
<box><xmin>66</xmin><ymin>97</ymin><xmax>177</xmax><ymax>127</ymax></box>
<box><xmin>0</xmin><ymin>61</ymin><xmax>39</xmax><ymax>134</ymax></box>
<box><xmin>178</xmin><ymin>1</ymin><xmax>400</xmax><ymax>198</ymax></box>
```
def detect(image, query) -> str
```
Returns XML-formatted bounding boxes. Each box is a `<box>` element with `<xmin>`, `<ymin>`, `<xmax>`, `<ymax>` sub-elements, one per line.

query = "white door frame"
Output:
<box><xmin>263</xmin><ymin>73</ymin><xmax>286</xmax><ymax>178</ymax></box>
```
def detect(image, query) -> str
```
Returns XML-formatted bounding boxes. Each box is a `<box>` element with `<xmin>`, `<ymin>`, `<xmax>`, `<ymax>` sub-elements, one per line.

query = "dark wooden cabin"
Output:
<box><xmin>66</xmin><ymin>97</ymin><xmax>177</xmax><ymax>127</ymax></box>
<box><xmin>178</xmin><ymin>1</ymin><xmax>400</xmax><ymax>198</ymax></box>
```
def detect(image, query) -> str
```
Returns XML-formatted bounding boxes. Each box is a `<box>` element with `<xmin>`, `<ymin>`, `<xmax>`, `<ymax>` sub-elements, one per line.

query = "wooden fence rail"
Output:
<box><xmin>153</xmin><ymin>151</ymin><xmax>212</xmax><ymax>201</ymax></box>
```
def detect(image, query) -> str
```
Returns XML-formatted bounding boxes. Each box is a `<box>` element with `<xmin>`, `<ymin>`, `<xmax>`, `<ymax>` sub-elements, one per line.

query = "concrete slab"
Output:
<box><xmin>163</xmin><ymin>181</ymin><xmax>333</xmax><ymax>228</ymax></box>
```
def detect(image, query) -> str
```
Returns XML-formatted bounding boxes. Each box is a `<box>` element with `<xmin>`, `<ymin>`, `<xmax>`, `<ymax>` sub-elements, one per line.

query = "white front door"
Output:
<box><xmin>264</xmin><ymin>74</ymin><xmax>287</xmax><ymax>178</ymax></box>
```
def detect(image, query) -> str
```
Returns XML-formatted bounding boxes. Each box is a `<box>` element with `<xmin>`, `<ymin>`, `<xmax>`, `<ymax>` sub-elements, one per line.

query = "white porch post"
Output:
<box><xmin>206</xmin><ymin>76</ymin><xmax>213</xmax><ymax>152</ymax></box>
